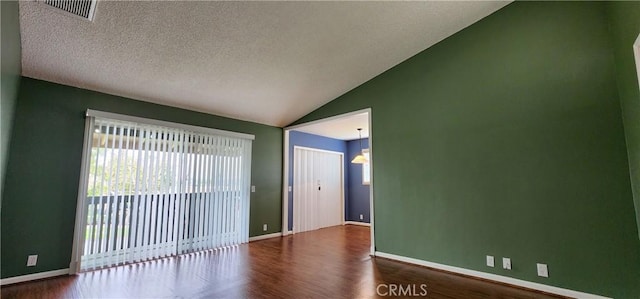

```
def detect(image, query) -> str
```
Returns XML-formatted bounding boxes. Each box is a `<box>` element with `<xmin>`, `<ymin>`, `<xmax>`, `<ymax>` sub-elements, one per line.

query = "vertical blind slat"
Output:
<box><xmin>194</xmin><ymin>134</ymin><xmax>202</xmax><ymax>250</ymax></box>
<box><xmin>159</xmin><ymin>128</ymin><xmax>170</xmax><ymax>257</ymax></box>
<box><xmin>139</xmin><ymin>127</ymin><xmax>152</xmax><ymax>261</ymax></box>
<box><xmin>88</xmin><ymin>122</ymin><xmax>102</xmax><ymax>257</ymax></box>
<box><xmin>177</xmin><ymin>132</ymin><xmax>187</xmax><ymax>254</ymax></box>
<box><xmin>221</xmin><ymin>138</ymin><xmax>228</xmax><ymax>246</ymax></box>
<box><xmin>231</xmin><ymin>138</ymin><xmax>238</xmax><ymax>244</ymax></box>
<box><xmin>165</xmin><ymin>129</ymin><xmax>176</xmax><ymax>257</ymax></box>
<box><xmin>130</xmin><ymin>126</ymin><xmax>139</xmax><ymax>263</ymax></box>
<box><xmin>119</xmin><ymin>125</ymin><xmax>133</xmax><ymax>265</ymax></box>
<box><xmin>154</xmin><ymin>128</ymin><xmax>165</xmax><ymax>258</ymax></box>
<box><xmin>112</xmin><ymin>123</ymin><xmax>126</xmax><ymax>265</ymax></box>
<box><xmin>224</xmin><ymin>139</ymin><xmax>233</xmax><ymax>246</ymax></box>
<box><xmin>205</xmin><ymin>135</ymin><xmax>214</xmax><ymax>248</ymax></box>
<box><xmin>148</xmin><ymin>128</ymin><xmax>158</xmax><ymax>259</ymax></box>
<box><xmin>212</xmin><ymin>137</ymin><xmax>221</xmax><ymax>248</ymax></box>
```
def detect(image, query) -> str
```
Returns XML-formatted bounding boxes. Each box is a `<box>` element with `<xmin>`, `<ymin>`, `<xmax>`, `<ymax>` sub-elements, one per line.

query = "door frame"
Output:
<box><xmin>292</xmin><ymin>146</ymin><xmax>345</xmax><ymax>233</ymax></box>
<box><xmin>634</xmin><ymin>33</ymin><xmax>640</xmax><ymax>91</ymax></box>
<box><xmin>283</xmin><ymin>108</ymin><xmax>375</xmax><ymax>256</ymax></box>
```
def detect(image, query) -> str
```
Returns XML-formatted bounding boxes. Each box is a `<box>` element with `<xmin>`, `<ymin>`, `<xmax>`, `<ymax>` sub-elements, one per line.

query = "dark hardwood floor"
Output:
<box><xmin>2</xmin><ymin>225</ymin><xmax>566</xmax><ymax>298</ymax></box>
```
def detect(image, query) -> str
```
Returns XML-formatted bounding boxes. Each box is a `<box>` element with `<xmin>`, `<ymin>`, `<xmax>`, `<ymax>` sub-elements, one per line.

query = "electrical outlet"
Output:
<box><xmin>251</xmin><ymin>186</ymin><xmax>256</xmax><ymax>193</ymax></box>
<box><xmin>359</xmin><ymin>214</ymin><xmax>363</xmax><ymax>220</ymax></box>
<box><xmin>537</xmin><ymin>263</ymin><xmax>549</xmax><ymax>277</ymax></box>
<box><xmin>263</xmin><ymin>224</ymin><xmax>267</xmax><ymax>231</ymax></box>
<box><xmin>27</xmin><ymin>255</ymin><xmax>38</xmax><ymax>267</ymax></box>
<box><xmin>288</xmin><ymin>186</ymin><xmax>292</xmax><ymax>192</ymax></box>
<box><xmin>486</xmin><ymin>255</ymin><xmax>494</xmax><ymax>267</ymax></box>
<box><xmin>502</xmin><ymin>257</ymin><xmax>511</xmax><ymax>270</ymax></box>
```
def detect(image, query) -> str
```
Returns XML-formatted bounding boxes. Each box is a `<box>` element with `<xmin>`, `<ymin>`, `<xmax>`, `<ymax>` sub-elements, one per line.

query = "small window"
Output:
<box><xmin>362</xmin><ymin>149</ymin><xmax>370</xmax><ymax>185</ymax></box>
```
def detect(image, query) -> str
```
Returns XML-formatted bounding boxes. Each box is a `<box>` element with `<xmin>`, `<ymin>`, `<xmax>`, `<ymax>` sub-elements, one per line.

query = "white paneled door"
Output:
<box><xmin>293</xmin><ymin>147</ymin><xmax>343</xmax><ymax>233</ymax></box>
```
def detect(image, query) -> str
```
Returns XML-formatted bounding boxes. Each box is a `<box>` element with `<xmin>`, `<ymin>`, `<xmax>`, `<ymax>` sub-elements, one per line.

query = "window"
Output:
<box><xmin>71</xmin><ymin>110</ymin><xmax>253</xmax><ymax>272</ymax></box>
<box><xmin>362</xmin><ymin>149</ymin><xmax>370</xmax><ymax>185</ymax></box>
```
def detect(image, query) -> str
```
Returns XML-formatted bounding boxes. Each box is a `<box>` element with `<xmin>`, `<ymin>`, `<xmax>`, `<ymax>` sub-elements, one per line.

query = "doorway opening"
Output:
<box><xmin>282</xmin><ymin>108</ymin><xmax>375</xmax><ymax>255</ymax></box>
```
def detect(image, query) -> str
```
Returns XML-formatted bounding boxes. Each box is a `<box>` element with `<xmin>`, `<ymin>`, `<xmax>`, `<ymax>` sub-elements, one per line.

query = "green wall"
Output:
<box><xmin>1</xmin><ymin>0</ymin><xmax>21</xmax><ymax>202</ymax></box>
<box><xmin>1</xmin><ymin>78</ymin><xmax>283</xmax><ymax>278</ymax></box>
<box><xmin>607</xmin><ymin>1</ymin><xmax>640</xmax><ymax>240</ymax></box>
<box><xmin>293</xmin><ymin>2</ymin><xmax>640</xmax><ymax>297</ymax></box>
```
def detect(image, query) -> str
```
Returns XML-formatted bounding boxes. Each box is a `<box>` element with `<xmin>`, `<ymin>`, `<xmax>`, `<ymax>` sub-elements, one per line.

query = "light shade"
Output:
<box><xmin>351</xmin><ymin>154</ymin><xmax>368</xmax><ymax>164</ymax></box>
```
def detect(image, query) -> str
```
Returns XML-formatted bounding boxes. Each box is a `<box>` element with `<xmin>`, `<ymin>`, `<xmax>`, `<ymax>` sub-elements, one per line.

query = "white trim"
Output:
<box><xmin>282</xmin><ymin>130</ymin><xmax>290</xmax><ymax>236</ymax></box>
<box><xmin>633</xmin><ymin>34</ymin><xmax>640</xmax><ymax>240</ymax></box>
<box><xmin>292</xmin><ymin>145</ymin><xmax>344</xmax><ymax>156</ymax></box>
<box><xmin>69</xmin><ymin>117</ymin><xmax>94</xmax><ymax>274</ymax></box>
<box><xmin>367</xmin><ymin>109</ymin><xmax>375</xmax><ymax>255</ymax></box>
<box><xmin>284</xmin><ymin>108</ymin><xmax>371</xmax><ymax>131</ymax></box>
<box><xmin>344</xmin><ymin>221</ymin><xmax>371</xmax><ymax>227</ymax></box>
<box><xmin>86</xmin><ymin>109</ymin><xmax>255</xmax><ymax>140</ymax></box>
<box><xmin>634</xmin><ymin>33</ymin><xmax>640</xmax><ymax>93</ymax></box>
<box><xmin>374</xmin><ymin>252</ymin><xmax>610</xmax><ymax>299</ymax></box>
<box><xmin>249</xmin><ymin>232</ymin><xmax>282</xmax><ymax>242</ymax></box>
<box><xmin>86</xmin><ymin>0</ymin><xmax>98</xmax><ymax>21</ymax></box>
<box><xmin>0</xmin><ymin>269</ymin><xmax>70</xmax><ymax>286</ymax></box>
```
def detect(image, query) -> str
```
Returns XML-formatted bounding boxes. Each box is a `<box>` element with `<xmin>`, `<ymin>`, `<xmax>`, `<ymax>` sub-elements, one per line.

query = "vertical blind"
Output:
<box><xmin>75</xmin><ymin>113</ymin><xmax>252</xmax><ymax>271</ymax></box>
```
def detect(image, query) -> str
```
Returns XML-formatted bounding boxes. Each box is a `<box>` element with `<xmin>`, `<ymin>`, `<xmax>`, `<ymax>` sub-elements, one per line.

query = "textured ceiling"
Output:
<box><xmin>19</xmin><ymin>1</ymin><xmax>510</xmax><ymax>127</ymax></box>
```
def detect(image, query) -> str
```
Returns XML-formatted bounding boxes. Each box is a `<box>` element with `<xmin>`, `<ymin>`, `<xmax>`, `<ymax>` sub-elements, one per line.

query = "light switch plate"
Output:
<box><xmin>486</xmin><ymin>255</ymin><xmax>495</xmax><ymax>267</ymax></box>
<box><xmin>537</xmin><ymin>263</ymin><xmax>549</xmax><ymax>277</ymax></box>
<box><xmin>502</xmin><ymin>257</ymin><xmax>511</xmax><ymax>270</ymax></box>
<box><xmin>251</xmin><ymin>186</ymin><xmax>256</xmax><ymax>193</ymax></box>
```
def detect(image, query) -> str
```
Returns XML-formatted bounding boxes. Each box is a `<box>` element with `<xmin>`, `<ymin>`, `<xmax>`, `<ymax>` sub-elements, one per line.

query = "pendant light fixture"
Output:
<box><xmin>351</xmin><ymin>128</ymin><xmax>368</xmax><ymax>164</ymax></box>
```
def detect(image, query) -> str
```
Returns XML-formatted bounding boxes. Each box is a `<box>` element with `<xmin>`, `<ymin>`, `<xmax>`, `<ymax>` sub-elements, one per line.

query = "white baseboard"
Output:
<box><xmin>249</xmin><ymin>232</ymin><xmax>282</xmax><ymax>242</ymax></box>
<box><xmin>344</xmin><ymin>221</ymin><xmax>371</xmax><ymax>227</ymax></box>
<box><xmin>0</xmin><ymin>268</ymin><xmax>70</xmax><ymax>286</ymax></box>
<box><xmin>374</xmin><ymin>252</ymin><xmax>610</xmax><ymax>299</ymax></box>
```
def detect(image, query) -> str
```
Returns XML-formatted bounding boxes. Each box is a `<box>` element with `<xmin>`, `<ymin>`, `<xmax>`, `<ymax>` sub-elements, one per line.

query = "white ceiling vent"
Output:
<box><xmin>42</xmin><ymin>0</ymin><xmax>97</xmax><ymax>21</ymax></box>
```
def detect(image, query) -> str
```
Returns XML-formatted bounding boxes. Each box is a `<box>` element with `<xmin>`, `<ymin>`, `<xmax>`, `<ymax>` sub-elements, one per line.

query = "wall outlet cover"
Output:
<box><xmin>486</xmin><ymin>255</ymin><xmax>494</xmax><ymax>267</ymax></box>
<box><xmin>263</xmin><ymin>224</ymin><xmax>268</xmax><ymax>231</ymax></box>
<box><xmin>537</xmin><ymin>263</ymin><xmax>549</xmax><ymax>277</ymax></box>
<box><xmin>27</xmin><ymin>255</ymin><xmax>38</xmax><ymax>267</ymax></box>
<box><xmin>502</xmin><ymin>257</ymin><xmax>511</xmax><ymax>270</ymax></box>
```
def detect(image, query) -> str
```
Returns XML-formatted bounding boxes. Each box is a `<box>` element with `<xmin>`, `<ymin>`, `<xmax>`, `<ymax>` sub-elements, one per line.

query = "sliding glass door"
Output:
<box><xmin>71</xmin><ymin>111</ymin><xmax>252</xmax><ymax>272</ymax></box>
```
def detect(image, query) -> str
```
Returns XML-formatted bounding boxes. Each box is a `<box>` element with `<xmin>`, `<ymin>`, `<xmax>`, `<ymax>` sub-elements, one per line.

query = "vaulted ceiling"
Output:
<box><xmin>19</xmin><ymin>1</ymin><xmax>510</xmax><ymax>127</ymax></box>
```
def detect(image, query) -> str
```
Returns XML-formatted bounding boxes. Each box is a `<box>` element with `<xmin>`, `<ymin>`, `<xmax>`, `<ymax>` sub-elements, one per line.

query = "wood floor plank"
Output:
<box><xmin>1</xmin><ymin>225</ymin><xmax>567</xmax><ymax>299</ymax></box>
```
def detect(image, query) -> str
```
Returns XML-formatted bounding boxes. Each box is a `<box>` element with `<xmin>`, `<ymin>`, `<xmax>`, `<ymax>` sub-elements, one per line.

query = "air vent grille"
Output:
<box><xmin>43</xmin><ymin>0</ymin><xmax>96</xmax><ymax>20</ymax></box>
